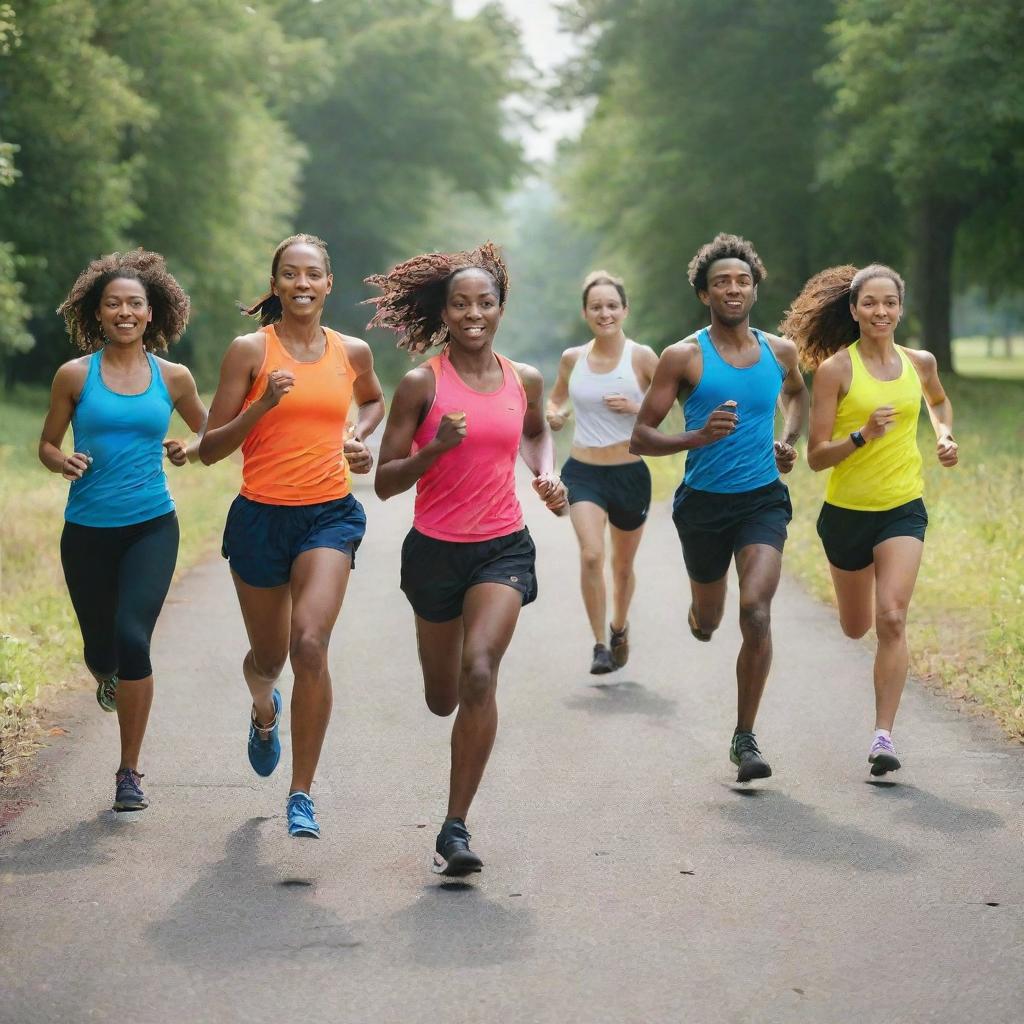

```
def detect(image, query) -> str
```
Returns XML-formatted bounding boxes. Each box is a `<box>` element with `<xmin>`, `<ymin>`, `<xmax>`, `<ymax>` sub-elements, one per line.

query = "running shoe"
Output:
<box><xmin>868</xmin><ymin>734</ymin><xmax>901</xmax><ymax>776</ymax></box>
<box><xmin>286</xmin><ymin>791</ymin><xmax>320</xmax><ymax>838</ymax></box>
<box><xmin>590</xmin><ymin>643</ymin><xmax>615</xmax><ymax>675</ymax></box>
<box><xmin>247</xmin><ymin>688</ymin><xmax>282</xmax><ymax>777</ymax></box>
<box><xmin>95</xmin><ymin>674</ymin><xmax>118</xmax><ymax>713</ymax></box>
<box><xmin>113</xmin><ymin>768</ymin><xmax>148</xmax><ymax>812</ymax></box>
<box><xmin>730</xmin><ymin>731</ymin><xmax>773</xmax><ymax>783</ymax></box>
<box><xmin>432</xmin><ymin>817</ymin><xmax>483</xmax><ymax>876</ymax></box>
<box><xmin>609</xmin><ymin>622</ymin><xmax>630</xmax><ymax>668</ymax></box>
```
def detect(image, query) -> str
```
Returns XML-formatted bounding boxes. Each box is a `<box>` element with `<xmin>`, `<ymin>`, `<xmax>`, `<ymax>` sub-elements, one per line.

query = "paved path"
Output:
<box><xmin>2</xmin><ymin>472</ymin><xmax>1022</xmax><ymax>1024</ymax></box>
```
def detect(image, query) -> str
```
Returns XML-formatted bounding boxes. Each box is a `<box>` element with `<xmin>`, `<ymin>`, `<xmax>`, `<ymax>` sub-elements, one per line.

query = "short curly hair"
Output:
<box><xmin>687</xmin><ymin>233</ymin><xmax>767</xmax><ymax>295</ymax></box>
<box><xmin>364</xmin><ymin>242</ymin><xmax>509</xmax><ymax>354</ymax></box>
<box><xmin>57</xmin><ymin>249</ymin><xmax>190</xmax><ymax>353</ymax></box>
<box><xmin>780</xmin><ymin>263</ymin><xmax>905</xmax><ymax>370</ymax></box>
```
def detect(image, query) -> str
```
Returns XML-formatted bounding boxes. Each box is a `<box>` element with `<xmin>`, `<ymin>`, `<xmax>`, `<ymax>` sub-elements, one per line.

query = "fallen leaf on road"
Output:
<box><xmin>48</xmin><ymin>727</ymin><xmax>69</xmax><ymax>736</ymax></box>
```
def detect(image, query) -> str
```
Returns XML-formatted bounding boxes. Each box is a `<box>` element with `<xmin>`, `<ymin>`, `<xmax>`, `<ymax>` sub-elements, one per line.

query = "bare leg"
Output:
<box><xmin>115</xmin><ymin>676</ymin><xmax>153</xmax><ymax>771</ymax></box>
<box><xmin>871</xmin><ymin>537</ymin><xmax>924</xmax><ymax>731</ymax></box>
<box><xmin>287</xmin><ymin>547</ymin><xmax>351</xmax><ymax>795</ymax></box>
<box><xmin>689</xmin><ymin>576</ymin><xmax>728</xmax><ymax>640</ymax></box>
<box><xmin>828</xmin><ymin>562</ymin><xmax>876</xmax><ymax>639</ymax></box>
<box><xmin>415</xmin><ymin>615</ymin><xmax>463</xmax><ymax>717</ymax></box>
<box><xmin>608</xmin><ymin>522</ymin><xmax>644</xmax><ymax>632</ymax></box>
<box><xmin>569</xmin><ymin>501</ymin><xmax>609</xmax><ymax>644</ymax></box>
<box><xmin>734</xmin><ymin>544</ymin><xmax>782</xmax><ymax>733</ymax></box>
<box><xmin>447</xmin><ymin>583</ymin><xmax>522</xmax><ymax>821</ymax></box>
<box><xmin>231</xmin><ymin>572</ymin><xmax>291</xmax><ymax>729</ymax></box>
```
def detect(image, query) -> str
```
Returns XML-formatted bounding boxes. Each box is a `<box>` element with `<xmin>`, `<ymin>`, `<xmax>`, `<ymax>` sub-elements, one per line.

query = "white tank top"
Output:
<box><xmin>568</xmin><ymin>339</ymin><xmax>646</xmax><ymax>448</ymax></box>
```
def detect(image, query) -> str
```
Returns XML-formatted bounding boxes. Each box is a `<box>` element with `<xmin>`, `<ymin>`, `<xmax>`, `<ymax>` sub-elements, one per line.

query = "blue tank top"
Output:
<box><xmin>680</xmin><ymin>327</ymin><xmax>784</xmax><ymax>494</ymax></box>
<box><xmin>65</xmin><ymin>350</ymin><xmax>175</xmax><ymax>527</ymax></box>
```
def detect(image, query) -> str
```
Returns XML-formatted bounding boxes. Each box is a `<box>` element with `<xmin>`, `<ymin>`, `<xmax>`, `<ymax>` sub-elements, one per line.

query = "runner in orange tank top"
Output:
<box><xmin>368</xmin><ymin>242</ymin><xmax>567</xmax><ymax>876</ymax></box>
<box><xmin>199</xmin><ymin>234</ymin><xmax>385</xmax><ymax>839</ymax></box>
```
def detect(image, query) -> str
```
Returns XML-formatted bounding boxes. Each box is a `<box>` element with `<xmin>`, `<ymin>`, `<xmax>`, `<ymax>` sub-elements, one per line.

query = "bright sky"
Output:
<box><xmin>453</xmin><ymin>0</ymin><xmax>586</xmax><ymax>163</ymax></box>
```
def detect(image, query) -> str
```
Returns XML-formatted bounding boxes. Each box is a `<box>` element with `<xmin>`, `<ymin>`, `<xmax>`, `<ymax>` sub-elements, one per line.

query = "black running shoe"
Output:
<box><xmin>432</xmin><ymin>818</ymin><xmax>483</xmax><ymax>877</ymax></box>
<box><xmin>590</xmin><ymin>643</ymin><xmax>615</xmax><ymax>675</ymax></box>
<box><xmin>113</xmin><ymin>768</ymin><xmax>148</xmax><ymax>812</ymax></box>
<box><xmin>730</xmin><ymin>731</ymin><xmax>773</xmax><ymax>783</ymax></box>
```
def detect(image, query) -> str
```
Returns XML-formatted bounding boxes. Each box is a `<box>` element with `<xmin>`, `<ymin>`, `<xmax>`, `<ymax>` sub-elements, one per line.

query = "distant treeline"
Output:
<box><xmin>0</xmin><ymin>0</ymin><xmax>526</xmax><ymax>388</ymax></box>
<box><xmin>554</xmin><ymin>0</ymin><xmax>1024</xmax><ymax>369</ymax></box>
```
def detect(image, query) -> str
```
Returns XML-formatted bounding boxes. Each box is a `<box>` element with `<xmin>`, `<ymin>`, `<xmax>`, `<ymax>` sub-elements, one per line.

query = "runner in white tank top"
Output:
<box><xmin>546</xmin><ymin>271</ymin><xmax>658</xmax><ymax>674</ymax></box>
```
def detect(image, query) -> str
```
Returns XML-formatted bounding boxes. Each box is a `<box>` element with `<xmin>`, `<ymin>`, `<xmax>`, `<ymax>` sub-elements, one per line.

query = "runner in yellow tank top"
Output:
<box><xmin>783</xmin><ymin>264</ymin><xmax>958</xmax><ymax>778</ymax></box>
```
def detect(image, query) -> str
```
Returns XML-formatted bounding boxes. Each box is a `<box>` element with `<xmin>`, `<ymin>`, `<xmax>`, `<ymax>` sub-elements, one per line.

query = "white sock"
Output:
<box><xmin>874</xmin><ymin>729</ymin><xmax>892</xmax><ymax>741</ymax></box>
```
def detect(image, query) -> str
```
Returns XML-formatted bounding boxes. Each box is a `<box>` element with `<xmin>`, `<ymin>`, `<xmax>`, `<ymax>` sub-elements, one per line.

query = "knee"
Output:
<box><xmin>459</xmin><ymin>654</ymin><xmax>497</xmax><ymax>707</ymax></box>
<box><xmin>247</xmin><ymin>649</ymin><xmax>286</xmax><ymax>682</ymax></box>
<box><xmin>580</xmin><ymin>547</ymin><xmax>605</xmax><ymax>576</ymax></box>
<box><xmin>425</xmin><ymin>691</ymin><xmax>458</xmax><ymax>718</ymax></box>
<box><xmin>738</xmin><ymin>601</ymin><xmax>771</xmax><ymax>643</ymax></box>
<box><xmin>289</xmin><ymin>630</ymin><xmax>328</xmax><ymax>677</ymax></box>
<box><xmin>875</xmin><ymin>607</ymin><xmax>907</xmax><ymax>643</ymax></box>
<box><xmin>611</xmin><ymin>558</ymin><xmax>634</xmax><ymax>587</ymax></box>
<box><xmin>839</xmin><ymin>615</ymin><xmax>872</xmax><ymax>641</ymax></box>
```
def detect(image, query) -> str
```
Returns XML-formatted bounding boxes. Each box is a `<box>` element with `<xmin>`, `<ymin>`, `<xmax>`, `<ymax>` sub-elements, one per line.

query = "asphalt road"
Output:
<box><xmin>2</xmin><ymin>471</ymin><xmax>1022</xmax><ymax>1024</ymax></box>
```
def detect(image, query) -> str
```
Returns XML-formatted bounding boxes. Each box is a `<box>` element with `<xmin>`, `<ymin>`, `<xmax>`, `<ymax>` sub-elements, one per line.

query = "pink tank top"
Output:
<box><xmin>412</xmin><ymin>351</ymin><xmax>527</xmax><ymax>542</ymax></box>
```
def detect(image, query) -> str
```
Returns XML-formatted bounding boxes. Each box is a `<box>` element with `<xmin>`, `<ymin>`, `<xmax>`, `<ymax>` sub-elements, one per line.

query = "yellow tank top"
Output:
<box><xmin>825</xmin><ymin>341</ymin><xmax>923</xmax><ymax>511</ymax></box>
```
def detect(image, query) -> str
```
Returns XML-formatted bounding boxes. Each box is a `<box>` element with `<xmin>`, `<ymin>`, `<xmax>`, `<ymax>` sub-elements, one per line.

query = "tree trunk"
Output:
<box><xmin>912</xmin><ymin>197</ymin><xmax>960</xmax><ymax>373</ymax></box>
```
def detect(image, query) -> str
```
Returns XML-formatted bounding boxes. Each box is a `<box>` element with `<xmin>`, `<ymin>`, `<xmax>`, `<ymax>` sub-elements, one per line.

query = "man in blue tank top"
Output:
<box><xmin>631</xmin><ymin>233</ymin><xmax>807</xmax><ymax>782</ymax></box>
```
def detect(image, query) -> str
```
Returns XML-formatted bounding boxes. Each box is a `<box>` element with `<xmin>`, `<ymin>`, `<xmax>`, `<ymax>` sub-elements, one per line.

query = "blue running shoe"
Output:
<box><xmin>113</xmin><ymin>768</ymin><xmax>148</xmax><ymax>812</ymax></box>
<box><xmin>247</xmin><ymin>688</ymin><xmax>282</xmax><ymax>777</ymax></box>
<box><xmin>287</xmin><ymin>791</ymin><xmax>320</xmax><ymax>838</ymax></box>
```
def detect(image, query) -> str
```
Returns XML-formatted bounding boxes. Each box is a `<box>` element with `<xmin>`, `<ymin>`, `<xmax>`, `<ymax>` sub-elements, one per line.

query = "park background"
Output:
<box><xmin>0</xmin><ymin>0</ymin><xmax>1021</xmax><ymax>774</ymax></box>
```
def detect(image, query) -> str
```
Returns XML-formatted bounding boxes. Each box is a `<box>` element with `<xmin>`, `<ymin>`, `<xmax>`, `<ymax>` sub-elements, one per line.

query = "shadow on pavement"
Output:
<box><xmin>147</xmin><ymin>817</ymin><xmax>358</xmax><ymax>967</ymax></box>
<box><xmin>866</xmin><ymin>782</ymin><xmax>1004</xmax><ymax>834</ymax></box>
<box><xmin>0</xmin><ymin>811</ymin><xmax>126</xmax><ymax>874</ymax></box>
<box><xmin>379</xmin><ymin>882</ymin><xmax>536</xmax><ymax>969</ymax></box>
<box><xmin>716</xmin><ymin>790</ymin><xmax>917</xmax><ymax>872</ymax></box>
<box><xmin>565</xmin><ymin>680</ymin><xmax>677</xmax><ymax>722</ymax></box>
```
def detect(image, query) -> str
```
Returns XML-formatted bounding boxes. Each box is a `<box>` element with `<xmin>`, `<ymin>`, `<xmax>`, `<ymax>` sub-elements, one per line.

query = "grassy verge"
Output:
<box><xmin>784</xmin><ymin>374</ymin><xmax>1024</xmax><ymax>739</ymax></box>
<box><xmin>0</xmin><ymin>386</ymin><xmax>238</xmax><ymax>777</ymax></box>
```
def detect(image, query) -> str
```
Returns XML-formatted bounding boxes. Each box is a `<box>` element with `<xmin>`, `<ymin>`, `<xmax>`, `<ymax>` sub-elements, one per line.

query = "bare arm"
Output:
<box><xmin>341</xmin><ymin>337</ymin><xmax>386</xmax><ymax>475</ymax></box>
<box><xmin>373</xmin><ymin>368</ymin><xmax>461</xmax><ymax>500</ymax></box>
<box><xmin>198</xmin><ymin>333</ymin><xmax>291</xmax><ymax>466</ymax></box>
<box><xmin>908</xmin><ymin>348</ymin><xmax>957</xmax><ymax>467</ymax></box>
<box><xmin>517</xmin><ymin>362</ymin><xmax>567</xmax><ymax>514</ymax></box>
<box><xmin>545</xmin><ymin>349</ymin><xmax>577</xmax><ymax>431</ymax></box>
<box><xmin>38</xmin><ymin>361</ymin><xmax>90</xmax><ymax>479</ymax></box>
<box><xmin>161</xmin><ymin>361</ymin><xmax>208</xmax><ymax>466</ymax></box>
<box><xmin>769</xmin><ymin>335</ymin><xmax>809</xmax><ymax>473</ymax></box>
<box><xmin>630</xmin><ymin>341</ymin><xmax>737</xmax><ymax>456</ymax></box>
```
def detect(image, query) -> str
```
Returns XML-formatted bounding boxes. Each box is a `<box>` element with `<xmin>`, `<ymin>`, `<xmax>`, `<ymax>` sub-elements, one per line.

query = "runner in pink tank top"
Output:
<box><xmin>368</xmin><ymin>242</ymin><xmax>567</xmax><ymax>877</ymax></box>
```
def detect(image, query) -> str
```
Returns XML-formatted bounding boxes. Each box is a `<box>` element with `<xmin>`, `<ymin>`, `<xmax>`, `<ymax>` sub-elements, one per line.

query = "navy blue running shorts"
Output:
<box><xmin>672</xmin><ymin>479</ymin><xmax>792</xmax><ymax>584</ymax></box>
<box><xmin>816</xmin><ymin>498</ymin><xmax>927</xmax><ymax>572</ymax></box>
<box><xmin>561</xmin><ymin>457</ymin><xmax>651</xmax><ymax>532</ymax></box>
<box><xmin>221</xmin><ymin>493</ymin><xmax>366</xmax><ymax>588</ymax></box>
<box><xmin>400</xmin><ymin>527</ymin><xmax>537</xmax><ymax>623</ymax></box>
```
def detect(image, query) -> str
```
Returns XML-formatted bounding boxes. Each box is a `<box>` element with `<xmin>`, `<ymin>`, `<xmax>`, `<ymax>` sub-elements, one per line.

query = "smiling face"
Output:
<box><xmin>699</xmin><ymin>257</ymin><xmax>757</xmax><ymax>327</ymax></box>
<box><xmin>583</xmin><ymin>283</ymin><xmax>628</xmax><ymax>339</ymax></box>
<box><xmin>441</xmin><ymin>268</ymin><xmax>503</xmax><ymax>351</ymax></box>
<box><xmin>851</xmin><ymin>275</ymin><xmax>902</xmax><ymax>342</ymax></box>
<box><xmin>272</xmin><ymin>242</ymin><xmax>332</xmax><ymax>319</ymax></box>
<box><xmin>95</xmin><ymin>277</ymin><xmax>153</xmax><ymax>347</ymax></box>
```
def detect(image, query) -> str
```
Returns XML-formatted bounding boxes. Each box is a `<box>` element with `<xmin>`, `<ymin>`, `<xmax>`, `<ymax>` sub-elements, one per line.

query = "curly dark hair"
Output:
<box><xmin>57</xmin><ymin>249</ymin><xmax>190</xmax><ymax>352</ymax></box>
<box><xmin>241</xmin><ymin>233</ymin><xmax>332</xmax><ymax>326</ymax></box>
<box><xmin>687</xmin><ymin>233</ymin><xmax>767</xmax><ymax>295</ymax></box>
<box><xmin>780</xmin><ymin>263</ymin><xmax>905</xmax><ymax>370</ymax></box>
<box><xmin>363</xmin><ymin>242</ymin><xmax>509</xmax><ymax>354</ymax></box>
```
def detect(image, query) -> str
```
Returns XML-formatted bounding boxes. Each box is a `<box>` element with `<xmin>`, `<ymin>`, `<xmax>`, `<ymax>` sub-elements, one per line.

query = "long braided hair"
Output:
<box><xmin>364</xmin><ymin>242</ymin><xmax>509</xmax><ymax>354</ymax></box>
<box><xmin>780</xmin><ymin>263</ymin><xmax>905</xmax><ymax>370</ymax></box>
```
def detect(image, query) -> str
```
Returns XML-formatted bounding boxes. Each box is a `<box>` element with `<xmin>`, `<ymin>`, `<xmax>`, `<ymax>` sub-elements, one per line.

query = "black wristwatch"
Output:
<box><xmin>850</xmin><ymin>430</ymin><xmax>866</xmax><ymax>448</ymax></box>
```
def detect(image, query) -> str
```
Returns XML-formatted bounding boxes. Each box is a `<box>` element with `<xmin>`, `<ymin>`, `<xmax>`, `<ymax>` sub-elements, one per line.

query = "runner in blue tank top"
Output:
<box><xmin>38</xmin><ymin>250</ymin><xmax>207</xmax><ymax>813</ymax></box>
<box><xmin>631</xmin><ymin>234</ymin><xmax>807</xmax><ymax>782</ymax></box>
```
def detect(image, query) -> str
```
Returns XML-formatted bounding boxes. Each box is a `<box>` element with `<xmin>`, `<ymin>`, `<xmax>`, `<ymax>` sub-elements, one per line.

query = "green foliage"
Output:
<box><xmin>0</xmin><ymin>243</ymin><xmax>32</xmax><ymax>360</ymax></box>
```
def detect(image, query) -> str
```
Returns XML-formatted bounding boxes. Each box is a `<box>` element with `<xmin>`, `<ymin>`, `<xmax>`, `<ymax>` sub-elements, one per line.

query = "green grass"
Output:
<box><xmin>0</xmin><ymin>386</ymin><xmax>238</xmax><ymax>775</ymax></box>
<box><xmin>953</xmin><ymin>336</ymin><xmax>1024</xmax><ymax>379</ymax></box>
<box><xmin>784</xmin><ymin>374</ymin><xmax>1024</xmax><ymax>738</ymax></box>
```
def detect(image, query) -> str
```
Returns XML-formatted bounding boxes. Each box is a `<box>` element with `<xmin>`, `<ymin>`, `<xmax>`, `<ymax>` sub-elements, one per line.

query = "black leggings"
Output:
<box><xmin>60</xmin><ymin>512</ymin><xmax>179</xmax><ymax>681</ymax></box>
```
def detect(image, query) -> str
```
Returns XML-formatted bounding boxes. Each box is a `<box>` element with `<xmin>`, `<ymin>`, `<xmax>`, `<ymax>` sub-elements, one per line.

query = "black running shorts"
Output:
<box><xmin>561</xmin><ymin>457</ymin><xmax>652</xmax><ymax>532</ymax></box>
<box><xmin>672</xmin><ymin>479</ymin><xmax>792</xmax><ymax>584</ymax></box>
<box><xmin>816</xmin><ymin>498</ymin><xmax>927</xmax><ymax>572</ymax></box>
<box><xmin>400</xmin><ymin>527</ymin><xmax>538</xmax><ymax>623</ymax></box>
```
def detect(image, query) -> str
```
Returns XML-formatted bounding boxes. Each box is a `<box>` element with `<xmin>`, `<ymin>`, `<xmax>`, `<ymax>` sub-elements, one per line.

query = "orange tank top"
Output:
<box><xmin>240</xmin><ymin>324</ymin><xmax>354</xmax><ymax>505</ymax></box>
